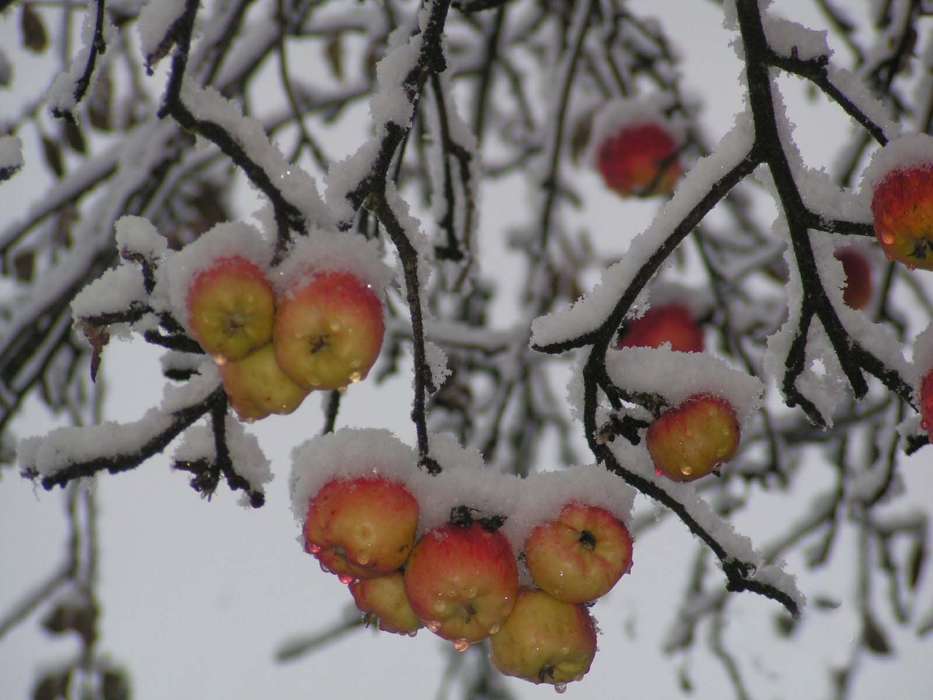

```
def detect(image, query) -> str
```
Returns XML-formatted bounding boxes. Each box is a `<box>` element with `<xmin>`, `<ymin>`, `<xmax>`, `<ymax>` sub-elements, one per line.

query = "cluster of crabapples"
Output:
<box><xmin>593</xmin><ymin>104</ymin><xmax>933</xmax><ymax>442</ymax></box>
<box><xmin>169</xmin><ymin>224</ymin><xmax>392</xmax><ymax>420</ymax></box>
<box><xmin>614</xmin><ymin>299</ymin><xmax>744</xmax><ymax>481</ymax></box>
<box><xmin>290</xmin><ymin>430</ymin><xmax>641</xmax><ymax>688</ymax></box>
<box><xmin>289</xmin><ymin>376</ymin><xmax>744</xmax><ymax>691</ymax></box>
<box><xmin>157</xmin><ymin>105</ymin><xmax>933</xmax><ymax>687</ymax></box>
<box><xmin>589</xmin><ymin>101</ymin><xmax>933</xmax><ymax>302</ymax></box>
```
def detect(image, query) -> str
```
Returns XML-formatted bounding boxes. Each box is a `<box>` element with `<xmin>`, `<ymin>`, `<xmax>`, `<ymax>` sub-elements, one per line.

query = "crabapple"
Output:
<box><xmin>921</xmin><ymin>370</ymin><xmax>933</xmax><ymax>442</ymax></box>
<box><xmin>349</xmin><ymin>573</ymin><xmax>422</xmax><ymax>635</ymax></box>
<box><xmin>524</xmin><ymin>502</ymin><xmax>633</xmax><ymax>604</ymax></box>
<box><xmin>617</xmin><ymin>303</ymin><xmax>703</xmax><ymax>353</ymax></box>
<box><xmin>404</xmin><ymin>522</ymin><xmax>518</xmax><ymax>645</ymax></box>
<box><xmin>834</xmin><ymin>247</ymin><xmax>872</xmax><ymax>310</ymax></box>
<box><xmin>597</xmin><ymin>122</ymin><xmax>682</xmax><ymax>198</ymax></box>
<box><xmin>274</xmin><ymin>271</ymin><xmax>384</xmax><ymax>391</ymax></box>
<box><xmin>186</xmin><ymin>256</ymin><xmax>275</xmax><ymax>362</ymax></box>
<box><xmin>219</xmin><ymin>344</ymin><xmax>308</xmax><ymax>421</ymax></box>
<box><xmin>304</xmin><ymin>476</ymin><xmax>419</xmax><ymax>580</ymax></box>
<box><xmin>872</xmin><ymin>164</ymin><xmax>933</xmax><ymax>270</ymax></box>
<box><xmin>647</xmin><ymin>393</ymin><xmax>740</xmax><ymax>482</ymax></box>
<box><xmin>490</xmin><ymin>589</ymin><xmax>597</xmax><ymax>686</ymax></box>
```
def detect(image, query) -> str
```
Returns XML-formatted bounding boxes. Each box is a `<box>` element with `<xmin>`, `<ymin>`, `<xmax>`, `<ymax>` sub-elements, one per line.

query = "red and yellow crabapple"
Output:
<box><xmin>524</xmin><ymin>502</ymin><xmax>633</xmax><ymax>604</ymax></box>
<box><xmin>219</xmin><ymin>344</ymin><xmax>308</xmax><ymax>421</ymax></box>
<box><xmin>872</xmin><ymin>164</ymin><xmax>933</xmax><ymax>270</ymax></box>
<box><xmin>617</xmin><ymin>303</ymin><xmax>704</xmax><ymax>353</ymax></box>
<box><xmin>404</xmin><ymin>521</ymin><xmax>518</xmax><ymax>646</ymax></box>
<box><xmin>349</xmin><ymin>573</ymin><xmax>422</xmax><ymax>635</ymax></box>
<box><xmin>490</xmin><ymin>588</ymin><xmax>597</xmax><ymax>687</ymax></box>
<box><xmin>597</xmin><ymin>122</ymin><xmax>683</xmax><ymax>198</ymax></box>
<box><xmin>186</xmin><ymin>256</ymin><xmax>275</xmax><ymax>362</ymax></box>
<box><xmin>274</xmin><ymin>270</ymin><xmax>384</xmax><ymax>391</ymax></box>
<box><xmin>647</xmin><ymin>393</ymin><xmax>740</xmax><ymax>482</ymax></box>
<box><xmin>304</xmin><ymin>475</ymin><xmax>419</xmax><ymax>581</ymax></box>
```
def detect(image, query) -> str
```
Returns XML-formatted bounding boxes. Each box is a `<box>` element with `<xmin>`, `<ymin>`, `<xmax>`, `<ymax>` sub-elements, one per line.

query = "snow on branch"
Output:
<box><xmin>20</xmin><ymin>366</ymin><xmax>223</xmax><ymax>488</ymax></box>
<box><xmin>48</xmin><ymin>0</ymin><xmax>110</xmax><ymax>122</ymax></box>
<box><xmin>604</xmin><ymin>439</ymin><xmax>804</xmax><ymax>616</ymax></box>
<box><xmin>424</xmin><ymin>72</ymin><xmax>479</xmax><ymax>262</ymax></box>
<box><xmin>173</xmin><ymin>412</ymin><xmax>271</xmax><ymax>508</ymax></box>
<box><xmin>0</xmin><ymin>135</ymin><xmax>23</xmax><ymax>183</ymax></box>
<box><xmin>174</xmin><ymin>82</ymin><xmax>331</xmax><ymax>235</ymax></box>
<box><xmin>322</xmin><ymin>0</ymin><xmax>456</xmax><ymax>472</ymax></box>
<box><xmin>153</xmin><ymin>0</ymin><xmax>327</xmax><ymax>257</ymax></box>
<box><xmin>326</xmin><ymin>0</ymin><xmax>452</xmax><ymax>226</ymax></box>
<box><xmin>531</xmin><ymin>116</ymin><xmax>758</xmax><ymax>352</ymax></box>
<box><xmin>738</xmin><ymin>0</ymin><xmax>916</xmax><ymax>423</ymax></box>
<box><xmin>139</xmin><ymin>0</ymin><xmax>190</xmax><ymax>70</ymax></box>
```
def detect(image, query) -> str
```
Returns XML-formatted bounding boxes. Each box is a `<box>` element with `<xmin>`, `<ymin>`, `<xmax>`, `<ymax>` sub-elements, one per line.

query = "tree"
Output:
<box><xmin>1</xmin><ymin>0</ymin><xmax>932</xmax><ymax>698</ymax></box>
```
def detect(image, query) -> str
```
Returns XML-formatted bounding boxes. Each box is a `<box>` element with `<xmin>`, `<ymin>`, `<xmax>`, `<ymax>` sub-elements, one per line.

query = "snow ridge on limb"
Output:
<box><xmin>17</xmin><ymin>362</ymin><xmax>264</xmax><ymax>500</ymax></box>
<box><xmin>605</xmin><ymin>439</ymin><xmax>804</xmax><ymax>616</ymax></box>
<box><xmin>322</xmin><ymin>0</ymin><xmax>455</xmax><ymax>472</ymax></box>
<box><xmin>179</xmin><ymin>82</ymin><xmax>332</xmax><ymax>233</ymax></box>
<box><xmin>173</xmin><ymin>416</ymin><xmax>271</xmax><ymax>509</ymax></box>
<box><xmin>325</xmin><ymin>0</ymin><xmax>452</xmax><ymax>226</ymax></box>
<box><xmin>152</xmin><ymin>0</ymin><xmax>322</xmax><ymax>259</ymax></box>
<box><xmin>47</xmin><ymin>0</ymin><xmax>111</xmax><ymax>121</ymax></box>
<box><xmin>606</xmin><ymin>346</ymin><xmax>764</xmax><ymax>423</ymax></box>
<box><xmin>138</xmin><ymin>0</ymin><xmax>189</xmax><ymax>69</ymax></box>
<box><xmin>20</xmin><ymin>361</ymin><xmax>267</xmax><ymax>507</ymax></box>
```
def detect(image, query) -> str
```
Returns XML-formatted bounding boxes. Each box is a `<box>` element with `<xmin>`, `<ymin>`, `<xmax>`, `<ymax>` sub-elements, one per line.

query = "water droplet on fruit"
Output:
<box><xmin>338</xmin><ymin>574</ymin><xmax>355</xmax><ymax>585</ymax></box>
<box><xmin>407</xmin><ymin>629</ymin><xmax>418</xmax><ymax>637</ymax></box>
<box><xmin>453</xmin><ymin>639</ymin><xmax>470</xmax><ymax>653</ymax></box>
<box><xmin>881</xmin><ymin>231</ymin><xmax>895</xmax><ymax>245</ymax></box>
<box><xmin>554</xmin><ymin>683</ymin><xmax>568</xmax><ymax>694</ymax></box>
<box><xmin>306</xmin><ymin>542</ymin><xmax>322</xmax><ymax>555</ymax></box>
<box><xmin>356</xmin><ymin>553</ymin><xmax>371</xmax><ymax>565</ymax></box>
<box><xmin>489</xmin><ymin>624</ymin><xmax>501</xmax><ymax>635</ymax></box>
<box><xmin>349</xmin><ymin>371</ymin><xmax>362</xmax><ymax>384</ymax></box>
<box><xmin>655</xmin><ymin>468</ymin><xmax>665</xmax><ymax>477</ymax></box>
<box><xmin>213</xmin><ymin>355</ymin><xmax>227</xmax><ymax>366</ymax></box>
<box><xmin>426</xmin><ymin>621</ymin><xmax>441</xmax><ymax>634</ymax></box>
<box><xmin>680</xmin><ymin>465</ymin><xmax>693</xmax><ymax>477</ymax></box>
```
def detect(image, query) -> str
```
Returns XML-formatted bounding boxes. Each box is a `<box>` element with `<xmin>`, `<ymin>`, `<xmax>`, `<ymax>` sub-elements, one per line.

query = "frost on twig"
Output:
<box><xmin>48</xmin><ymin>0</ymin><xmax>110</xmax><ymax>123</ymax></box>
